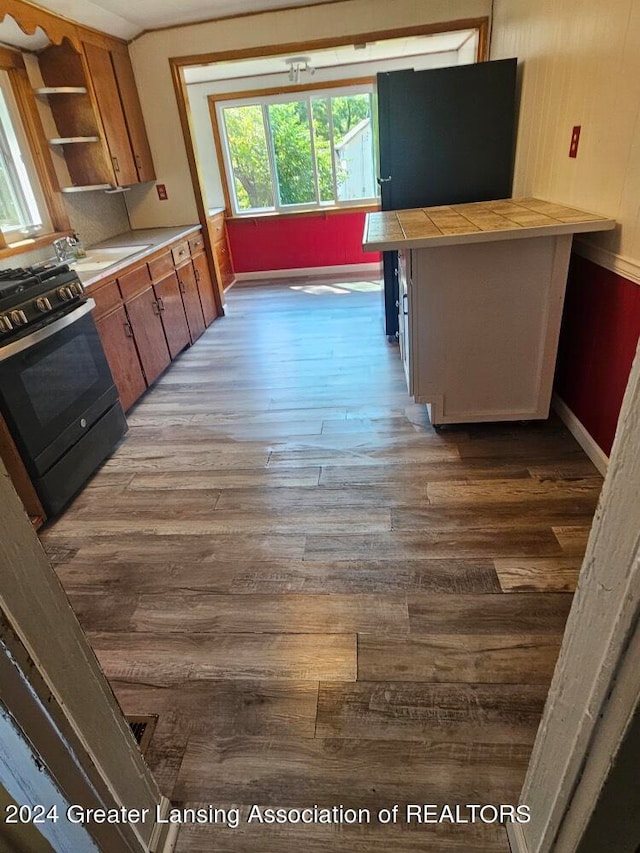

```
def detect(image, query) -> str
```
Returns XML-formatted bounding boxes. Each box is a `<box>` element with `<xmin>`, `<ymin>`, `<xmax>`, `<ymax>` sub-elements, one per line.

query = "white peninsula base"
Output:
<box><xmin>365</xmin><ymin>199</ymin><xmax>615</xmax><ymax>425</ymax></box>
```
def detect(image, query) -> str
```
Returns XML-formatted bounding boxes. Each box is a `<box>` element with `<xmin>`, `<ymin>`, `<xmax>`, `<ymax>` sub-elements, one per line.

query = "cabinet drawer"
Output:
<box><xmin>147</xmin><ymin>251</ymin><xmax>174</xmax><ymax>282</ymax></box>
<box><xmin>209</xmin><ymin>215</ymin><xmax>225</xmax><ymax>243</ymax></box>
<box><xmin>91</xmin><ymin>280</ymin><xmax>121</xmax><ymax>320</ymax></box>
<box><xmin>188</xmin><ymin>232</ymin><xmax>205</xmax><ymax>255</ymax></box>
<box><xmin>118</xmin><ymin>263</ymin><xmax>151</xmax><ymax>301</ymax></box>
<box><xmin>171</xmin><ymin>241</ymin><xmax>190</xmax><ymax>266</ymax></box>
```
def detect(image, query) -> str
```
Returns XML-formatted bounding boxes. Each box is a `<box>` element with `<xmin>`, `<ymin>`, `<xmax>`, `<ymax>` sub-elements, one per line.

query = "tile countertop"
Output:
<box><xmin>363</xmin><ymin>198</ymin><xmax>616</xmax><ymax>252</ymax></box>
<box><xmin>74</xmin><ymin>225</ymin><xmax>201</xmax><ymax>288</ymax></box>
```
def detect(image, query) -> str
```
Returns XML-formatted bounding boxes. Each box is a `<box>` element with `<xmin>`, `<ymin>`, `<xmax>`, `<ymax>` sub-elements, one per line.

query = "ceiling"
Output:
<box><xmin>7</xmin><ymin>0</ymin><xmax>346</xmax><ymax>40</ymax></box>
<box><xmin>184</xmin><ymin>30</ymin><xmax>476</xmax><ymax>84</ymax></box>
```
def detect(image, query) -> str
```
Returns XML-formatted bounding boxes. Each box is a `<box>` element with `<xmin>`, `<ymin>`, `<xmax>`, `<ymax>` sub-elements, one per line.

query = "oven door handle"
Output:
<box><xmin>0</xmin><ymin>299</ymin><xmax>96</xmax><ymax>363</ymax></box>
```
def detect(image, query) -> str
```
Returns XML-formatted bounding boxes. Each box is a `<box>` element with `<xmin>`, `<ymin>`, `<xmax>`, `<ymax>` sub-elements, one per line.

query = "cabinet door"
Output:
<box><xmin>96</xmin><ymin>306</ymin><xmax>147</xmax><ymax>411</ymax></box>
<box><xmin>125</xmin><ymin>287</ymin><xmax>171</xmax><ymax>385</ymax></box>
<box><xmin>110</xmin><ymin>49</ymin><xmax>155</xmax><ymax>182</ymax></box>
<box><xmin>213</xmin><ymin>238</ymin><xmax>234</xmax><ymax>289</ymax></box>
<box><xmin>154</xmin><ymin>272</ymin><xmax>191</xmax><ymax>358</ymax></box>
<box><xmin>83</xmin><ymin>42</ymin><xmax>138</xmax><ymax>186</ymax></box>
<box><xmin>191</xmin><ymin>252</ymin><xmax>218</xmax><ymax>327</ymax></box>
<box><xmin>176</xmin><ymin>262</ymin><xmax>206</xmax><ymax>343</ymax></box>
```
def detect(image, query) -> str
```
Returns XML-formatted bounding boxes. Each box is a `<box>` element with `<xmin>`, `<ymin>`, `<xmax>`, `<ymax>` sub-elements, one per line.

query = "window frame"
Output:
<box><xmin>0</xmin><ymin>46</ymin><xmax>70</xmax><ymax>256</ymax></box>
<box><xmin>209</xmin><ymin>78</ymin><xmax>380</xmax><ymax>218</ymax></box>
<box><xmin>0</xmin><ymin>69</ymin><xmax>52</xmax><ymax>241</ymax></box>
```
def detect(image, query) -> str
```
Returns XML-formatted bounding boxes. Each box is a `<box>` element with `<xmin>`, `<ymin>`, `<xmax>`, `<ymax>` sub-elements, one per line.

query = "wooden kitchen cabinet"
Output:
<box><xmin>110</xmin><ymin>49</ymin><xmax>155</xmax><ymax>183</ymax></box>
<box><xmin>83</xmin><ymin>42</ymin><xmax>138</xmax><ymax>186</ymax></box>
<box><xmin>96</xmin><ymin>305</ymin><xmax>146</xmax><ymax>412</ymax></box>
<box><xmin>176</xmin><ymin>261</ymin><xmax>206</xmax><ymax>343</ymax></box>
<box><xmin>124</xmin><ymin>286</ymin><xmax>171</xmax><ymax>386</ymax></box>
<box><xmin>191</xmin><ymin>250</ymin><xmax>217</xmax><ymax>327</ymax></box>
<box><xmin>153</xmin><ymin>271</ymin><xmax>191</xmax><ymax>358</ymax></box>
<box><xmin>37</xmin><ymin>38</ymin><xmax>154</xmax><ymax>190</ymax></box>
<box><xmin>90</xmin><ymin>229</ymin><xmax>219</xmax><ymax>412</ymax></box>
<box><xmin>208</xmin><ymin>212</ymin><xmax>234</xmax><ymax>290</ymax></box>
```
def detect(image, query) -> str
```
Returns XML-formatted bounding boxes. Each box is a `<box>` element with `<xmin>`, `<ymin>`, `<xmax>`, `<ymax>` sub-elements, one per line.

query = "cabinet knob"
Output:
<box><xmin>124</xmin><ymin>322</ymin><xmax>133</xmax><ymax>338</ymax></box>
<box><xmin>112</xmin><ymin>156</ymin><xmax>120</xmax><ymax>173</ymax></box>
<box><xmin>178</xmin><ymin>280</ymin><xmax>186</xmax><ymax>294</ymax></box>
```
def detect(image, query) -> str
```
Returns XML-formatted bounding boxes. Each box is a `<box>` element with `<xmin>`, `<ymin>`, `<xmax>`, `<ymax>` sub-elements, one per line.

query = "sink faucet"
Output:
<box><xmin>53</xmin><ymin>236</ymin><xmax>76</xmax><ymax>263</ymax></box>
<box><xmin>53</xmin><ymin>234</ymin><xmax>85</xmax><ymax>263</ymax></box>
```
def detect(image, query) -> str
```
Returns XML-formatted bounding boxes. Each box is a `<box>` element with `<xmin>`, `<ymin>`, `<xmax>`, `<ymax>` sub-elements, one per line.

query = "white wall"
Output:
<box><xmin>491</xmin><ymin>0</ymin><xmax>640</xmax><ymax>283</ymax></box>
<box><xmin>187</xmin><ymin>49</ymin><xmax>464</xmax><ymax>210</ymax></box>
<box><xmin>126</xmin><ymin>0</ymin><xmax>491</xmax><ymax>227</ymax></box>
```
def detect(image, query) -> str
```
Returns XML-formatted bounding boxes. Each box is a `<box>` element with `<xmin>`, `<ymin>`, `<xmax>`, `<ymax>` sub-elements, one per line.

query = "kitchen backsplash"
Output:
<box><xmin>1</xmin><ymin>190</ymin><xmax>131</xmax><ymax>270</ymax></box>
<box><xmin>63</xmin><ymin>190</ymin><xmax>131</xmax><ymax>247</ymax></box>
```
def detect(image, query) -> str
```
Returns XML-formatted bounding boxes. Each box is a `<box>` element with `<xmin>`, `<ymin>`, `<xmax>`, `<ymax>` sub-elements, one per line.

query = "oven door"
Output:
<box><xmin>0</xmin><ymin>301</ymin><xmax>119</xmax><ymax>476</ymax></box>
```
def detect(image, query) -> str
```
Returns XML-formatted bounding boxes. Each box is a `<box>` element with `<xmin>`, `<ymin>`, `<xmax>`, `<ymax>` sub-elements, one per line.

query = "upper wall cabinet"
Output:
<box><xmin>83</xmin><ymin>43</ymin><xmax>155</xmax><ymax>185</ymax></box>
<box><xmin>37</xmin><ymin>39</ymin><xmax>154</xmax><ymax>190</ymax></box>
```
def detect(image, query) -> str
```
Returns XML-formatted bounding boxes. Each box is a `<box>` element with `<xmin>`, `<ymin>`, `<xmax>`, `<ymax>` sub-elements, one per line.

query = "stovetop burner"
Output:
<box><xmin>0</xmin><ymin>262</ymin><xmax>71</xmax><ymax>298</ymax></box>
<box><xmin>0</xmin><ymin>262</ymin><xmax>85</xmax><ymax>344</ymax></box>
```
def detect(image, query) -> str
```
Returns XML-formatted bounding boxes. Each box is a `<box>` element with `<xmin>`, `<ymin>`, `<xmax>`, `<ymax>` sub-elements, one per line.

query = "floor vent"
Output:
<box><xmin>125</xmin><ymin>715</ymin><xmax>158</xmax><ymax>756</ymax></box>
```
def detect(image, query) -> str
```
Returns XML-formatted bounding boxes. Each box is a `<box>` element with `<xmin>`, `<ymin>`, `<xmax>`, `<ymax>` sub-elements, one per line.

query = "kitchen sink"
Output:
<box><xmin>70</xmin><ymin>244</ymin><xmax>152</xmax><ymax>271</ymax></box>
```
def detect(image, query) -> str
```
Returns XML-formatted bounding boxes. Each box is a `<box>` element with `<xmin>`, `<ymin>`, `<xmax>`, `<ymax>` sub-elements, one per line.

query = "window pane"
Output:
<box><xmin>0</xmin><ymin>157</ymin><xmax>23</xmax><ymax>230</ymax></box>
<box><xmin>268</xmin><ymin>101</ymin><xmax>315</xmax><ymax>206</ymax></box>
<box><xmin>222</xmin><ymin>105</ymin><xmax>274</xmax><ymax>211</ymax></box>
<box><xmin>331</xmin><ymin>94</ymin><xmax>377</xmax><ymax>201</ymax></box>
<box><xmin>311</xmin><ymin>98</ymin><xmax>334</xmax><ymax>204</ymax></box>
<box><xmin>0</xmin><ymin>84</ymin><xmax>43</xmax><ymax>234</ymax></box>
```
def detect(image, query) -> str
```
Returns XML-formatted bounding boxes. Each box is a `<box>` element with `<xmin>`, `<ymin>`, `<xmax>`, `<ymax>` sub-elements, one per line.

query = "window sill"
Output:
<box><xmin>225</xmin><ymin>202</ymin><xmax>381</xmax><ymax>221</ymax></box>
<box><xmin>0</xmin><ymin>230</ymin><xmax>72</xmax><ymax>261</ymax></box>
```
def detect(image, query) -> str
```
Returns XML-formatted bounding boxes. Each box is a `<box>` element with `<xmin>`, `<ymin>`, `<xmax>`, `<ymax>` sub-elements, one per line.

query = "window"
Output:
<box><xmin>0</xmin><ymin>69</ymin><xmax>51</xmax><ymax>242</ymax></box>
<box><xmin>216</xmin><ymin>86</ymin><xmax>379</xmax><ymax>215</ymax></box>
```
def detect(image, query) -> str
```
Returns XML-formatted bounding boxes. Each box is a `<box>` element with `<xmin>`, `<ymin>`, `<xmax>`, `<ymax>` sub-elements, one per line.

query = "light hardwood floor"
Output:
<box><xmin>41</xmin><ymin>277</ymin><xmax>602</xmax><ymax>853</ymax></box>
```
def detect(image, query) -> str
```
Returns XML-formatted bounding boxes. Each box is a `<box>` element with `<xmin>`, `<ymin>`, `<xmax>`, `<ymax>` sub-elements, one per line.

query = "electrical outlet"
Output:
<box><xmin>156</xmin><ymin>183</ymin><xmax>168</xmax><ymax>200</ymax></box>
<box><xmin>569</xmin><ymin>126</ymin><xmax>581</xmax><ymax>158</ymax></box>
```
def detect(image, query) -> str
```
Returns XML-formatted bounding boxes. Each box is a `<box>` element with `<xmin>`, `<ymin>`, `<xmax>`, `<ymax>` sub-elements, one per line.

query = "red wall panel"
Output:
<box><xmin>555</xmin><ymin>254</ymin><xmax>640</xmax><ymax>456</ymax></box>
<box><xmin>226</xmin><ymin>210</ymin><xmax>381</xmax><ymax>273</ymax></box>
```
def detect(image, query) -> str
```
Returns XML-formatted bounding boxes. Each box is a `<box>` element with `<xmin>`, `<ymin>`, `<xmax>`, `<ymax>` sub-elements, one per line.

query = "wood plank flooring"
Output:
<box><xmin>41</xmin><ymin>277</ymin><xmax>603</xmax><ymax>852</ymax></box>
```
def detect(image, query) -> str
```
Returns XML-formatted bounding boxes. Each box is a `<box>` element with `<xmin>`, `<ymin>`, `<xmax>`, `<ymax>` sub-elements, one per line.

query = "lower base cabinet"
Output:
<box><xmin>176</xmin><ymin>261</ymin><xmax>206</xmax><ymax>343</ymax></box>
<box><xmin>124</xmin><ymin>286</ymin><xmax>171</xmax><ymax>385</ymax></box>
<box><xmin>154</xmin><ymin>271</ymin><xmax>191</xmax><ymax>358</ymax></box>
<box><xmin>92</xmin><ymin>228</ymin><xmax>221</xmax><ymax>412</ymax></box>
<box><xmin>192</xmin><ymin>252</ymin><xmax>217</xmax><ymax>327</ymax></box>
<box><xmin>96</xmin><ymin>306</ymin><xmax>147</xmax><ymax>412</ymax></box>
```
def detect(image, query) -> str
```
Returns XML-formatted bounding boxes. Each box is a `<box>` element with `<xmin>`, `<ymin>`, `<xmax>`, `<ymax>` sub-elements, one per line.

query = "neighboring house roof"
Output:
<box><xmin>335</xmin><ymin>117</ymin><xmax>371</xmax><ymax>152</ymax></box>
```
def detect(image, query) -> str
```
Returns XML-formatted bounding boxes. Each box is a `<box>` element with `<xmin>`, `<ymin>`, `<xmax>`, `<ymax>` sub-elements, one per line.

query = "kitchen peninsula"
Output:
<box><xmin>364</xmin><ymin>198</ymin><xmax>616</xmax><ymax>425</ymax></box>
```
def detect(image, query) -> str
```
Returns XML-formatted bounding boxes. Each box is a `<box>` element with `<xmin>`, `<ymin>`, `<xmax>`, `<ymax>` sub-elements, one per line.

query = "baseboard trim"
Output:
<box><xmin>552</xmin><ymin>393</ymin><xmax>609</xmax><ymax>476</ymax></box>
<box><xmin>506</xmin><ymin>821</ymin><xmax>530</xmax><ymax>853</ymax></box>
<box><xmin>234</xmin><ymin>262</ymin><xmax>382</xmax><ymax>281</ymax></box>
<box><xmin>573</xmin><ymin>239</ymin><xmax>640</xmax><ymax>287</ymax></box>
<box><xmin>150</xmin><ymin>797</ymin><xmax>180</xmax><ymax>853</ymax></box>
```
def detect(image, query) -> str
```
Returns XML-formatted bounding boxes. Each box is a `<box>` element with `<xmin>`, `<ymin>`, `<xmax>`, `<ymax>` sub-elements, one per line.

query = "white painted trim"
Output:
<box><xmin>149</xmin><ymin>796</ymin><xmax>179</xmax><ymax>852</ymax></box>
<box><xmin>234</xmin><ymin>262</ymin><xmax>382</xmax><ymax>281</ymax></box>
<box><xmin>573</xmin><ymin>238</ymin><xmax>640</xmax><ymax>287</ymax></box>
<box><xmin>506</xmin><ymin>821</ymin><xmax>530</xmax><ymax>853</ymax></box>
<box><xmin>552</xmin><ymin>393</ymin><xmax>609</xmax><ymax>476</ymax></box>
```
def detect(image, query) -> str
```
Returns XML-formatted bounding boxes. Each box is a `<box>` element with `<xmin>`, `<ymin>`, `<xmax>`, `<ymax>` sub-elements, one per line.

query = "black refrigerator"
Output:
<box><xmin>377</xmin><ymin>58</ymin><xmax>518</xmax><ymax>338</ymax></box>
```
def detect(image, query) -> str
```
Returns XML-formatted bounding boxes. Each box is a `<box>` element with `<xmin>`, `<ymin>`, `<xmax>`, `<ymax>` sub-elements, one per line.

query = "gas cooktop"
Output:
<box><xmin>0</xmin><ymin>262</ymin><xmax>86</xmax><ymax>342</ymax></box>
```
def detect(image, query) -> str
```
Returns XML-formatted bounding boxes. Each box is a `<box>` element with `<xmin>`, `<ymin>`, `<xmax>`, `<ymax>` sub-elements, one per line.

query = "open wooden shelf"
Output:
<box><xmin>34</xmin><ymin>86</ymin><xmax>88</xmax><ymax>95</ymax></box>
<box><xmin>49</xmin><ymin>136</ymin><xmax>100</xmax><ymax>144</ymax></box>
<box><xmin>60</xmin><ymin>184</ymin><xmax>112</xmax><ymax>193</ymax></box>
